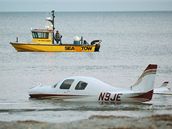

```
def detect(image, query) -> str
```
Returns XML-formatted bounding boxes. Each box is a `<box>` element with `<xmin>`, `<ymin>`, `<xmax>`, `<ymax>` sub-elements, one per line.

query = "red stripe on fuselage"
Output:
<box><xmin>29</xmin><ymin>94</ymin><xmax>87</xmax><ymax>99</ymax></box>
<box><xmin>130</xmin><ymin>90</ymin><xmax>153</xmax><ymax>101</ymax></box>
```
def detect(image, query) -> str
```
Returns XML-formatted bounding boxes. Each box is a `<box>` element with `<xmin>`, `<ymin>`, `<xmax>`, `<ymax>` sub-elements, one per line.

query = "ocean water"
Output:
<box><xmin>0</xmin><ymin>11</ymin><xmax>172</xmax><ymax>122</ymax></box>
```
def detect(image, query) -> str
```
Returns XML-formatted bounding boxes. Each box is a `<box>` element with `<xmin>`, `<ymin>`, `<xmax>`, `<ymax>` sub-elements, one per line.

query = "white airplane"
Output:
<box><xmin>154</xmin><ymin>81</ymin><xmax>172</xmax><ymax>95</ymax></box>
<box><xmin>29</xmin><ymin>64</ymin><xmax>157</xmax><ymax>103</ymax></box>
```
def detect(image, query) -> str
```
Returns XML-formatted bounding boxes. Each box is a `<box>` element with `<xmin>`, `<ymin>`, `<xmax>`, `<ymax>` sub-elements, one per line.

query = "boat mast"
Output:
<box><xmin>51</xmin><ymin>10</ymin><xmax>55</xmax><ymax>44</ymax></box>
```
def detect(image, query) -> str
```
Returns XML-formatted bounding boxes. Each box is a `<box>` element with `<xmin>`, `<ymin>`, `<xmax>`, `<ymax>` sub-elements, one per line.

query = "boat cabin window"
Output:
<box><xmin>32</xmin><ymin>32</ymin><xmax>49</xmax><ymax>39</ymax></box>
<box><xmin>75</xmin><ymin>81</ymin><xmax>88</xmax><ymax>90</ymax></box>
<box><xmin>60</xmin><ymin>79</ymin><xmax>74</xmax><ymax>89</ymax></box>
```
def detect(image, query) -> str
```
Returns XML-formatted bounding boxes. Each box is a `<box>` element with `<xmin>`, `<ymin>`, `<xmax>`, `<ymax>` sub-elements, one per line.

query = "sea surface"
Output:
<box><xmin>0</xmin><ymin>11</ymin><xmax>172</xmax><ymax>123</ymax></box>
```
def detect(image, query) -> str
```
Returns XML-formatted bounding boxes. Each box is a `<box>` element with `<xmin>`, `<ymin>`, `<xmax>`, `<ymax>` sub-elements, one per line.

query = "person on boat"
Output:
<box><xmin>55</xmin><ymin>30</ymin><xmax>62</xmax><ymax>44</ymax></box>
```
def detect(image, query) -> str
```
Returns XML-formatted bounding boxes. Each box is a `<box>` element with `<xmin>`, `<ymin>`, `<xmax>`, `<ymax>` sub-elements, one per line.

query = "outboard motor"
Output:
<box><xmin>90</xmin><ymin>40</ymin><xmax>101</xmax><ymax>45</ymax></box>
<box><xmin>91</xmin><ymin>40</ymin><xmax>101</xmax><ymax>52</ymax></box>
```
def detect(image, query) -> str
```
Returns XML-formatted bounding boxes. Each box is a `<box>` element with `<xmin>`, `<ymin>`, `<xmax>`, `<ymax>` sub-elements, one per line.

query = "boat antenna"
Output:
<box><xmin>51</xmin><ymin>10</ymin><xmax>55</xmax><ymax>44</ymax></box>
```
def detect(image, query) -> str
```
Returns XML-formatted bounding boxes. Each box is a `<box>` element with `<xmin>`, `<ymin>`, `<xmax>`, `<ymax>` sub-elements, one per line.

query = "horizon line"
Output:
<box><xmin>0</xmin><ymin>10</ymin><xmax>172</xmax><ymax>13</ymax></box>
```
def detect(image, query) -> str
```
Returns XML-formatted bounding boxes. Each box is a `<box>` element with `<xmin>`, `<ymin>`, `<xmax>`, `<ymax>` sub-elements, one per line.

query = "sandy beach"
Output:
<box><xmin>0</xmin><ymin>114</ymin><xmax>172</xmax><ymax>129</ymax></box>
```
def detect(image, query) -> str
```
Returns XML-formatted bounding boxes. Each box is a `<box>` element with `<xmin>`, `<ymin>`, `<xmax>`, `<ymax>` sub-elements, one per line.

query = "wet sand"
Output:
<box><xmin>0</xmin><ymin>114</ymin><xmax>172</xmax><ymax>129</ymax></box>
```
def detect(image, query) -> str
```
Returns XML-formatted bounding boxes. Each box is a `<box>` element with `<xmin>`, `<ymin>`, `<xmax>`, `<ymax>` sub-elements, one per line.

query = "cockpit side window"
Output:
<box><xmin>60</xmin><ymin>79</ymin><xmax>74</xmax><ymax>89</ymax></box>
<box><xmin>75</xmin><ymin>81</ymin><xmax>87</xmax><ymax>90</ymax></box>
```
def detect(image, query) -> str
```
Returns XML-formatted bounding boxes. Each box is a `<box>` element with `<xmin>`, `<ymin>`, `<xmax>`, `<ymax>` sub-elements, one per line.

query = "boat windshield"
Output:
<box><xmin>32</xmin><ymin>32</ymin><xmax>49</xmax><ymax>39</ymax></box>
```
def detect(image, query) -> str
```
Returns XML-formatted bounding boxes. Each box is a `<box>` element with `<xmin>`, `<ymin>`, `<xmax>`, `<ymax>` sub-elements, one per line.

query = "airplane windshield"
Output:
<box><xmin>52</xmin><ymin>82</ymin><xmax>58</xmax><ymax>88</ymax></box>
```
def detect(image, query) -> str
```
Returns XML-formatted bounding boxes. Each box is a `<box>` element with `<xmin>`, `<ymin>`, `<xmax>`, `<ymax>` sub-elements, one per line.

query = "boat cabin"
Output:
<box><xmin>31</xmin><ymin>29</ymin><xmax>53</xmax><ymax>44</ymax></box>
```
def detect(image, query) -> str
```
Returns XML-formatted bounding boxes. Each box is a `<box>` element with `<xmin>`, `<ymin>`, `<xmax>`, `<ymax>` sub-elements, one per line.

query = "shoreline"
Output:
<box><xmin>0</xmin><ymin>114</ymin><xmax>172</xmax><ymax>129</ymax></box>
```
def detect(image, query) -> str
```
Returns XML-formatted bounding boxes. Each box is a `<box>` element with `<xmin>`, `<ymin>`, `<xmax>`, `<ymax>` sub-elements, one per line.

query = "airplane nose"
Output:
<box><xmin>28</xmin><ymin>86</ymin><xmax>39</xmax><ymax>94</ymax></box>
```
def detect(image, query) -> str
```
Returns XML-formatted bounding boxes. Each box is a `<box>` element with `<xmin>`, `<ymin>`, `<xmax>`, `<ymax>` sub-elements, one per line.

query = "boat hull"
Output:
<box><xmin>10</xmin><ymin>42</ymin><xmax>100</xmax><ymax>52</ymax></box>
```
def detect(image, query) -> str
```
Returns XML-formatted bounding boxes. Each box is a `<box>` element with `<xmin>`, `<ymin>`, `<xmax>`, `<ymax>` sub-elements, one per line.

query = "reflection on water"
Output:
<box><xmin>0</xmin><ymin>94</ymin><xmax>172</xmax><ymax>122</ymax></box>
<box><xmin>1</xmin><ymin>94</ymin><xmax>172</xmax><ymax>111</ymax></box>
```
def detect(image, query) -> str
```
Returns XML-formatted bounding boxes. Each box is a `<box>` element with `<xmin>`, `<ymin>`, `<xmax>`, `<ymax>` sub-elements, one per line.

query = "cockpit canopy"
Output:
<box><xmin>53</xmin><ymin>79</ymin><xmax>88</xmax><ymax>90</ymax></box>
<box><xmin>51</xmin><ymin>76</ymin><xmax>114</xmax><ymax>94</ymax></box>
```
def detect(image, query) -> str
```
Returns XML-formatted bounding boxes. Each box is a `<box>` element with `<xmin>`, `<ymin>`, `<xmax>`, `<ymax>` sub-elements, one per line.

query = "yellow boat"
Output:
<box><xmin>10</xmin><ymin>10</ymin><xmax>101</xmax><ymax>52</ymax></box>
